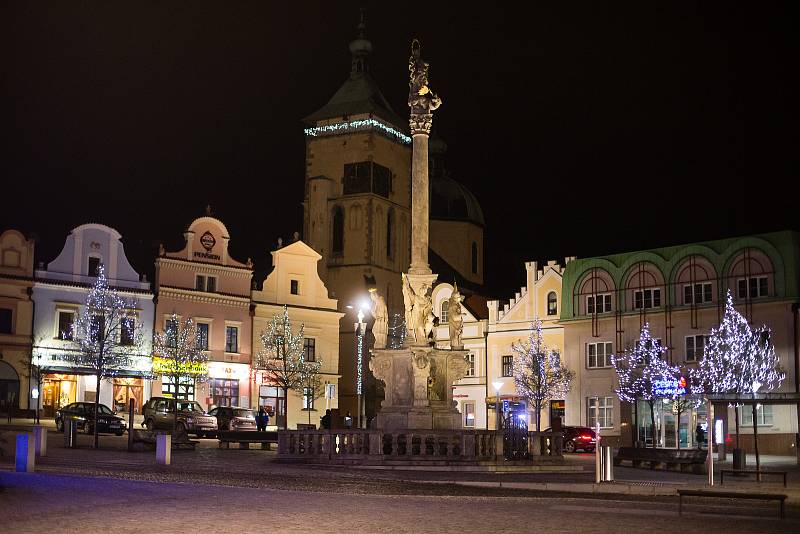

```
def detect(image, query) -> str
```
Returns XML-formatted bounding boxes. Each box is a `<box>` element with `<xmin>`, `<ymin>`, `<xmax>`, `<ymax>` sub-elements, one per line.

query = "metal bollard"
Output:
<box><xmin>603</xmin><ymin>446</ymin><xmax>614</xmax><ymax>482</ymax></box>
<box><xmin>16</xmin><ymin>433</ymin><xmax>35</xmax><ymax>472</ymax></box>
<box><xmin>63</xmin><ymin>418</ymin><xmax>77</xmax><ymax>448</ymax></box>
<box><xmin>33</xmin><ymin>425</ymin><xmax>47</xmax><ymax>457</ymax></box>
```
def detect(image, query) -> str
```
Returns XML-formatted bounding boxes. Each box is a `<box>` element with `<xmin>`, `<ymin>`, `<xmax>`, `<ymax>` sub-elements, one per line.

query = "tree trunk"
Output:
<box><xmin>535</xmin><ymin>400</ymin><xmax>542</xmax><ymax>432</ymax></box>
<box><xmin>94</xmin><ymin>373</ymin><xmax>101</xmax><ymax>449</ymax></box>
<box><xmin>735</xmin><ymin>405</ymin><xmax>741</xmax><ymax>449</ymax></box>
<box><xmin>649</xmin><ymin>400</ymin><xmax>657</xmax><ymax>448</ymax></box>
<box><xmin>633</xmin><ymin>399</ymin><xmax>639</xmax><ymax>447</ymax></box>
<box><xmin>283</xmin><ymin>387</ymin><xmax>289</xmax><ymax>430</ymax></box>
<box><xmin>172</xmin><ymin>375</ymin><xmax>179</xmax><ymax>434</ymax></box>
<box><xmin>752</xmin><ymin>402</ymin><xmax>761</xmax><ymax>479</ymax></box>
<box><xmin>676</xmin><ymin>408</ymin><xmax>681</xmax><ymax>450</ymax></box>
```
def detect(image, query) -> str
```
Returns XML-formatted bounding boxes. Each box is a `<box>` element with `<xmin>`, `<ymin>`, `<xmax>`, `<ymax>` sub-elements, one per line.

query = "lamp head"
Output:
<box><xmin>492</xmin><ymin>380</ymin><xmax>503</xmax><ymax>393</ymax></box>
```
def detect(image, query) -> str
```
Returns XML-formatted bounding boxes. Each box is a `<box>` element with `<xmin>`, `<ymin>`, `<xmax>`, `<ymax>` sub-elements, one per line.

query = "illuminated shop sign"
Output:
<box><xmin>152</xmin><ymin>357</ymin><xmax>208</xmax><ymax>376</ymax></box>
<box><xmin>653</xmin><ymin>376</ymin><xmax>687</xmax><ymax>397</ymax></box>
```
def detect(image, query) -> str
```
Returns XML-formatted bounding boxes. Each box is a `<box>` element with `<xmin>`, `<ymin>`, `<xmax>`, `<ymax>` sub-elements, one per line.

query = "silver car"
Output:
<box><xmin>141</xmin><ymin>397</ymin><xmax>218</xmax><ymax>437</ymax></box>
<box><xmin>209</xmin><ymin>406</ymin><xmax>257</xmax><ymax>432</ymax></box>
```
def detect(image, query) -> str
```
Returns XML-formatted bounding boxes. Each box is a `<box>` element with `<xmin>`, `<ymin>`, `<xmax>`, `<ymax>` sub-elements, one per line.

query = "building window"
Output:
<box><xmin>685</xmin><ymin>335</ymin><xmax>706</xmax><ymax>362</ymax></box>
<box><xmin>684</xmin><ymin>282</ymin><xmax>713</xmax><ymax>305</ymax></box>
<box><xmin>633</xmin><ymin>288</ymin><xmax>661</xmax><ymax>310</ymax></box>
<box><xmin>196</xmin><ymin>275</ymin><xmax>216</xmax><ymax>292</ymax></box>
<box><xmin>737</xmin><ymin>276</ymin><xmax>768</xmax><ymax>299</ymax></box>
<box><xmin>210</xmin><ymin>378</ymin><xmax>239</xmax><ymax>407</ymax></box>
<box><xmin>588</xmin><ymin>396</ymin><xmax>614</xmax><ymax>428</ymax></box>
<box><xmin>587</xmin><ymin>342</ymin><xmax>613</xmax><ymax>369</ymax></box>
<box><xmin>741</xmin><ymin>404</ymin><xmax>773</xmax><ymax>426</ymax></box>
<box><xmin>88</xmin><ymin>256</ymin><xmax>100</xmax><ymax>276</ymax></box>
<box><xmin>463</xmin><ymin>402</ymin><xmax>476</xmax><ymax>427</ymax></box>
<box><xmin>302</xmin><ymin>387</ymin><xmax>315</xmax><ymax>410</ymax></box>
<box><xmin>465</xmin><ymin>353</ymin><xmax>475</xmax><ymax>377</ymax></box>
<box><xmin>290</xmin><ymin>280</ymin><xmax>299</xmax><ymax>295</ymax></box>
<box><xmin>471</xmin><ymin>242</ymin><xmax>478</xmax><ymax>274</ymax></box>
<box><xmin>225</xmin><ymin>326</ymin><xmax>239</xmax><ymax>353</ymax></box>
<box><xmin>332</xmin><ymin>207</ymin><xmax>344</xmax><ymax>256</ymax></box>
<box><xmin>440</xmin><ymin>301</ymin><xmax>449</xmax><ymax>324</ymax></box>
<box><xmin>386</xmin><ymin>209</ymin><xmax>395</xmax><ymax>259</ymax></box>
<box><xmin>0</xmin><ymin>308</ymin><xmax>11</xmax><ymax>334</ymax></box>
<box><xmin>57</xmin><ymin>311</ymin><xmax>75</xmax><ymax>340</ymax></box>
<box><xmin>196</xmin><ymin>323</ymin><xmax>209</xmax><ymax>350</ymax></box>
<box><xmin>547</xmin><ymin>292</ymin><xmax>558</xmax><ymax>316</ymax></box>
<box><xmin>586</xmin><ymin>293</ymin><xmax>612</xmax><ymax>314</ymax></box>
<box><xmin>303</xmin><ymin>338</ymin><xmax>316</xmax><ymax>362</ymax></box>
<box><xmin>162</xmin><ymin>376</ymin><xmax>195</xmax><ymax>400</ymax></box>
<box><xmin>120</xmin><ymin>317</ymin><xmax>135</xmax><ymax>346</ymax></box>
<box><xmin>165</xmin><ymin>318</ymin><xmax>178</xmax><ymax>348</ymax></box>
<box><xmin>501</xmin><ymin>355</ymin><xmax>513</xmax><ymax>377</ymax></box>
<box><xmin>343</xmin><ymin>161</ymin><xmax>391</xmax><ymax>198</ymax></box>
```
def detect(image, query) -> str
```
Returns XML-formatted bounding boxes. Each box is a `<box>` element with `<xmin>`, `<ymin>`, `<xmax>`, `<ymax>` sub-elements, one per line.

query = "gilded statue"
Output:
<box><xmin>447</xmin><ymin>282</ymin><xmax>464</xmax><ymax>349</ymax></box>
<box><xmin>369</xmin><ymin>287</ymin><xmax>388</xmax><ymax>349</ymax></box>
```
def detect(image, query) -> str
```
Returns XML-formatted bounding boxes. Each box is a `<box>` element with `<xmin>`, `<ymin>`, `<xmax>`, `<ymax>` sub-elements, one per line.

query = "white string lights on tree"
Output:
<box><xmin>152</xmin><ymin>314</ymin><xmax>209</xmax><ymax>395</ymax></box>
<box><xmin>512</xmin><ymin>319</ymin><xmax>574</xmax><ymax>431</ymax></box>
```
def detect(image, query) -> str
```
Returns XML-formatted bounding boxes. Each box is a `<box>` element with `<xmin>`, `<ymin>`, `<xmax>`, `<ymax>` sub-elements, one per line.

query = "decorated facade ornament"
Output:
<box><xmin>402</xmin><ymin>274</ymin><xmax>434</xmax><ymax>345</ymax></box>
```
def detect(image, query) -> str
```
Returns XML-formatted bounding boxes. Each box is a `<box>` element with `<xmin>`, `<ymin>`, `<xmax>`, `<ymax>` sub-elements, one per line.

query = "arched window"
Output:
<box><xmin>332</xmin><ymin>206</ymin><xmax>344</xmax><ymax>256</ymax></box>
<box><xmin>547</xmin><ymin>291</ymin><xmax>558</xmax><ymax>316</ymax></box>
<box><xmin>440</xmin><ymin>300</ymin><xmax>449</xmax><ymax>323</ymax></box>
<box><xmin>471</xmin><ymin>242</ymin><xmax>478</xmax><ymax>274</ymax></box>
<box><xmin>386</xmin><ymin>209</ymin><xmax>395</xmax><ymax>259</ymax></box>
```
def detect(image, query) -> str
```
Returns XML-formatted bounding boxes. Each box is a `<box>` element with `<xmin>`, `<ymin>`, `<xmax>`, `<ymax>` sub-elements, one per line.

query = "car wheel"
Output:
<box><xmin>564</xmin><ymin>440</ymin><xmax>576</xmax><ymax>453</ymax></box>
<box><xmin>176</xmin><ymin>422</ymin><xmax>187</xmax><ymax>435</ymax></box>
<box><xmin>145</xmin><ymin>418</ymin><xmax>155</xmax><ymax>431</ymax></box>
<box><xmin>56</xmin><ymin>418</ymin><xmax>63</xmax><ymax>432</ymax></box>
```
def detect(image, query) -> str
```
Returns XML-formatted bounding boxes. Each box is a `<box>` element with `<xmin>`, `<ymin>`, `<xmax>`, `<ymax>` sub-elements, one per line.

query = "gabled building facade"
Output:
<box><xmin>31</xmin><ymin>224</ymin><xmax>154</xmax><ymax>416</ymax></box>
<box><xmin>154</xmin><ymin>214</ymin><xmax>253</xmax><ymax>410</ymax></box>
<box><xmin>251</xmin><ymin>240</ymin><xmax>342</xmax><ymax>429</ymax></box>
<box><xmin>485</xmin><ymin>260</ymin><xmax>571</xmax><ymax>430</ymax></box>
<box><xmin>0</xmin><ymin>229</ymin><xmax>35</xmax><ymax>413</ymax></box>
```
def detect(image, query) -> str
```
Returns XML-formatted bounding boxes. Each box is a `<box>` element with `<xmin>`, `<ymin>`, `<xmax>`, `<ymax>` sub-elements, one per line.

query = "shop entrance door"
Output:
<box><xmin>663</xmin><ymin>414</ymin><xmax>677</xmax><ymax>448</ymax></box>
<box><xmin>113</xmin><ymin>378</ymin><xmax>143</xmax><ymax>413</ymax></box>
<box><xmin>42</xmin><ymin>375</ymin><xmax>77</xmax><ymax>417</ymax></box>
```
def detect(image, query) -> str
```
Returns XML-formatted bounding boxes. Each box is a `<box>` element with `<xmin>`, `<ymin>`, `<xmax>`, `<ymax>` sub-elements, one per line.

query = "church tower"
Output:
<box><xmin>303</xmin><ymin>15</ymin><xmax>411</xmax><ymax>315</ymax></box>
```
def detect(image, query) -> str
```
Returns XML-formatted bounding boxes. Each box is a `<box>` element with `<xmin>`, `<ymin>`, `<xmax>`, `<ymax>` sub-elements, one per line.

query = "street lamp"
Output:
<box><xmin>492</xmin><ymin>380</ymin><xmax>504</xmax><ymax>431</ymax></box>
<box><xmin>348</xmin><ymin>301</ymin><xmax>369</xmax><ymax>429</ymax></box>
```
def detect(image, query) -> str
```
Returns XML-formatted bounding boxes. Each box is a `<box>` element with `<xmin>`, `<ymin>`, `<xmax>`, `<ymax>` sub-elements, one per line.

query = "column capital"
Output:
<box><xmin>409</xmin><ymin>113</ymin><xmax>433</xmax><ymax>135</ymax></box>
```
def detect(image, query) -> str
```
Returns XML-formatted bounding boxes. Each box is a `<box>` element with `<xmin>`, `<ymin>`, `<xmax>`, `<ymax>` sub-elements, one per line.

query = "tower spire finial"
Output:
<box><xmin>349</xmin><ymin>9</ymin><xmax>372</xmax><ymax>77</ymax></box>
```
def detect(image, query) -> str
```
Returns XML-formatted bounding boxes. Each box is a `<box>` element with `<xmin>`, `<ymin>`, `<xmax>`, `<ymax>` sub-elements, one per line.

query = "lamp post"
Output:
<box><xmin>355</xmin><ymin>308</ymin><xmax>366</xmax><ymax>429</ymax></box>
<box><xmin>492</xmin><ymin>380</ymin><xmax>504</xmax><ymax>431</ymax></box>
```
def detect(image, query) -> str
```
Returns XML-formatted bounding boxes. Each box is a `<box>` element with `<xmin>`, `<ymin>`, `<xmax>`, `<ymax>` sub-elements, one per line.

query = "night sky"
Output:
<box><xmin>3</xmin><ymin>3</ymin><xmax>796</xmax><ymax>296</ymax></box>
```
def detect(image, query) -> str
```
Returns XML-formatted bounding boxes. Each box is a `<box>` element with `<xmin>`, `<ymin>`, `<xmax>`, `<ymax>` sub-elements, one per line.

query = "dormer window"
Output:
<box><xmin>88</xmin><ymin>257</ymin><xmax>100</xmax><ymax>277</ymax></box>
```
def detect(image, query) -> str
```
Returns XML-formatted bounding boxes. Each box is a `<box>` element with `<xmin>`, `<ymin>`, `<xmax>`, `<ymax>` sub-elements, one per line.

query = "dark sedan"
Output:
<box><xmin>55</xmin><ymin>402</ymin><xmax>128</xmax><ymax>436</ymax></box>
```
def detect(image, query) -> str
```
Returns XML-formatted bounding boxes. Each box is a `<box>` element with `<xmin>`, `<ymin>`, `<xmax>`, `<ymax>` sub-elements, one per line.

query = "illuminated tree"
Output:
<box><xmin>255</xmin><ymin>306</ymin><xmax>305</xmax><ymax>430</ymax></box>
<box><xmin>692</xmin><ymin>291</ymin><xmax>784</xmax><ymax>455</ymax></box>
<box><xmin>66</xmin><ymin>264</ymin><xmax>146</xmax><ymax>448</ymax></box>
<box><xmin>298</xmin><ymin>356</ymin><xmax>324</xmax><ymax>425</ymax></box>
<box><xmin>612</xmin><ymin>323</ymin><xmax>679</xmax><ymax>448</ymax></box>
<box><xmin>512</xmin><ymin>320</ymin><xmax>574</xmax><ymax>431</ymax></box>
<box><xmin>152</xmin><ymin>314</ymin><xmax>209</xmax><ymax>432</ymax></box>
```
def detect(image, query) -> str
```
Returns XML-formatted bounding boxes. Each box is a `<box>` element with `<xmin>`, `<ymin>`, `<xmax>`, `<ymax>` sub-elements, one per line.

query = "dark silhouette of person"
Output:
<box><xmin>695</xmin><ymin>424</ymin><xmax>704</xmax><ymax>448</ymax></box>
<box><xmin>321</xmin><ymin>409</ymin><xmax>332</xmax><ymax>430</ymax></box>
<box><xmin>257</xmin><ymin>407</ymin><xmax>267</xmax><ymax>431</ymax></box>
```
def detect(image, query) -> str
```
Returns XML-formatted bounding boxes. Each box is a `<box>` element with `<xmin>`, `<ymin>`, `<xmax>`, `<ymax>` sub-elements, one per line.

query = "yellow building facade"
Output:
<box><xmin>251</xmin><ymin>240</ymin><xmax>343</xmax><ymax>430</ymax></box>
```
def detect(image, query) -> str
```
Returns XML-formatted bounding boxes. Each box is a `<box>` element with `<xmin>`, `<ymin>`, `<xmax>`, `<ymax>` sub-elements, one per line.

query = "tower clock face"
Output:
<box><xmin>200</xmin><ymin>231</ymin><xmax>216</xmax><ymax>251</ymax></box>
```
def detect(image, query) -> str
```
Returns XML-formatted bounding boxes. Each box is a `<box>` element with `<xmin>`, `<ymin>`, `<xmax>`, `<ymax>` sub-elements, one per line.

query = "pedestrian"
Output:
<box><xmin>321</xmin><ymin>409</ymin><xmax>332</xmax><ymax>430</ymax></box>
<box><xmin>257</xmin><ymin>407</ymin><xmax>267</xmax><ymax>431</ymax></box>
<box><xmin>264</xmin><ymin>409</ymin><xmax>270</xmax><ymax>429</ymax></box>
<box><xmin>695</xmin><ymin>423</ymin><xmax>704</xmax><ymax>449</ymax></box>
<box><xmin>344</xmin><ymin>411</ymin><xmax>353</xmax><ymax>429</ymax></box>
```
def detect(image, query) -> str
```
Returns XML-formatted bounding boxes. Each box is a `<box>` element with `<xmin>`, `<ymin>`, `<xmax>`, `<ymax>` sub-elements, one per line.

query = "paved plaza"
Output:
<box><xmin>2</xmin><ymin>424</ymin><xmax>800</xmax><ymax>532</ymax></box>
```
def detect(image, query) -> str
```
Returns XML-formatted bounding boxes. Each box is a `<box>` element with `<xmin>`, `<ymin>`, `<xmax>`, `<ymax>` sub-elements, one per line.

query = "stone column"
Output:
<box><xmin>409</xmin><ymin>117</ymin><xmax>432</xmax><ymax>275</ymax></box>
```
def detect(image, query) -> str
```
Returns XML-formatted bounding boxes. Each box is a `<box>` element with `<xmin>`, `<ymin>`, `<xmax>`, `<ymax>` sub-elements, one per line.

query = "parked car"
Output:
<box><xmin>209</xmin><ymin>406</ymin><xmax>257</xmax><ymax>432</ymax></box>
<box><xmin>55</xmin><ymin>402</ymin><xmax>128</xmax><ymax>436</ymax></box>
<box><xmin>545</xmin><ymin>426</ymin><xmax>597</xmax><ymax>453</ymax></box>
<box><xmin>141</xmin><ymin>397</ymin><xmax>218</xmax><ymax>437</ymax></box>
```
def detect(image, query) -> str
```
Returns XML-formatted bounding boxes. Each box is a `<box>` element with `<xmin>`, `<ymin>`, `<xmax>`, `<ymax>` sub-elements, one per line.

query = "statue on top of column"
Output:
<box><xmin>447</xmin><ymin>281</ymin><xmax>464</xmax><ymax>350</ymax></box>
<box><xmin>408</xmin><ymin>39</ymin><xmax>442</xmax><ymax>133</ymax></box>
<box><xmin>369</xmin><ymin>287</ymin><xmax>388</xmax><ymax>349</ymax></box>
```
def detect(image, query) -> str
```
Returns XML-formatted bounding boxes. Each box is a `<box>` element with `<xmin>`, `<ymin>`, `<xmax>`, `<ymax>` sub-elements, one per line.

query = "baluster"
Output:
<box><xmin>407</xmin><ymin>433</ymin><xmax>414</xmax><ymax>457</ymax></box>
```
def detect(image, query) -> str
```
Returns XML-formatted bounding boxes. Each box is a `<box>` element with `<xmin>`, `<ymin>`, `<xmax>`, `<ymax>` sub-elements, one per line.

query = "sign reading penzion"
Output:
<box><xmin>193</xmin><ymin>251</ymin><xmax>221</xmax><ymax>260</ymax></box>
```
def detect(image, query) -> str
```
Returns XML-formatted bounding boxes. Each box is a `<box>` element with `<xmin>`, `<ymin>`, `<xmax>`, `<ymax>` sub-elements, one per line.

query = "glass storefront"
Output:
<box><xmin>210</xmin><ymin>378</ymin><xmax>239</xmax><ymax>407</ymax></box>
<box><xmin>113</xmin><ymin>377</ymin><xmax>144</xmax><ymax>413</ymax></box>
<box><xmin>42</xmin><ymin>374</ymin><xmax>77</xmax><ymax>417</ymax></box>
<box><xmin>635</xmin><ymin>399</ymin><xmax>707</xmax><ymax>449</ymax></box>
<box><xmin>259</xmin><ymin>385</ymin><xmax>285</xmax><ymax>428</ymax></box>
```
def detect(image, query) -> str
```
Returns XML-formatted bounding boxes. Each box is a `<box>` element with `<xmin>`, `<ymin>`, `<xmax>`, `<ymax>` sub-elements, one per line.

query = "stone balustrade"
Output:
<box><xmin>277</xmin><ymin>429</ymin><xmax>562</xmax><ymax>463</ymax></box>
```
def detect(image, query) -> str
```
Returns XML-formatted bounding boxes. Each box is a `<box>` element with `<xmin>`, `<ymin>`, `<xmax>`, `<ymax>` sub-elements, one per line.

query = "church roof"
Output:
<box><xmin>430</xmin><ymin>174</ymin><xmax>486</xmax><ymax>227</ymax></box>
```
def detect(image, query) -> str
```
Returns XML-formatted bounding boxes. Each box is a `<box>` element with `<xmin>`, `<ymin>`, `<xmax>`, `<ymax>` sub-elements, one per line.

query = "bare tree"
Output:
<box><xmin>152</xmin><ymin>314</ymin><xmax>209</xmax><ymax>433</ymax></box>
<box><xmin>254</xmin><ymin>306</ymin><xmax>305</xmax><ymax>430</ymax></box>
<box><xmin>512</xmin><ymin>320</ymin><xmax>574</xmax><ymax>432</ymax></box>
<box><xmin>65</xmin><ymin>264</ymin><xmax>145</xmax><ymax>448</ymax></box>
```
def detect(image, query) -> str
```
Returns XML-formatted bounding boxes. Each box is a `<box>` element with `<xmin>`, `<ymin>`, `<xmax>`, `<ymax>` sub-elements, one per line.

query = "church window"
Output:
<box><xmin>342</xmin><ymin>161</ymin><xmax>392</xmax><ymax>198</ymax></box>
<box><xmin>471</xmin><ymin>242</ymin><xmax>478</xmax><ymax>274</ymax></box>
<box><xmin>386</xmin><ymin>209</ymin><xmax>395</xmax><ymax>259</ymax></box>
<box><xmin>332</xmin><ymin>207</ymin><xmax>344</xmax><ymax>256</ymax></box>
<box><xmin>440</xmin><ymin>301</ymin><xmax>448</xmax><ymax>323</ymax></box>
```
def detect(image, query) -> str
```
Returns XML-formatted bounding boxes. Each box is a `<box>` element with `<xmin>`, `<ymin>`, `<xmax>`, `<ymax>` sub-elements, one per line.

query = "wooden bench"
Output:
<box><xmin>218</xmin><ymin>430</ymin><xmax>278</xmax><ymax>450</ymax></box>
<box><xmin>614</xmin><ymin>447</ymin><xmax>706</xmax><ymax>473</ymax></box>
<box><xmin>678</xmin><ymin>489</ymin><xmax>787</xmax><ymax>519</ymax></box>
<box><xmin>721</xmin><ymin>469</ymin><xmax>787</xmax><ymax>487</ymax></box>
